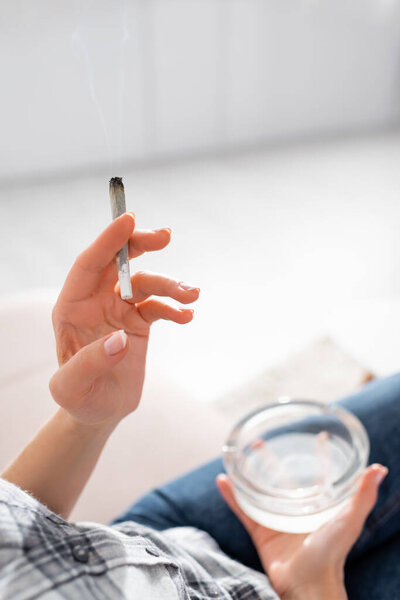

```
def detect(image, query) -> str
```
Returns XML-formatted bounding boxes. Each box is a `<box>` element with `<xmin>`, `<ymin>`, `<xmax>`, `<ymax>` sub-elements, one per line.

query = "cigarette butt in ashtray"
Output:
<box><xmin>316</xmin><ymin>431</ymin><xmax>331</xmax><ymax>487</ymax></box>
<box><xmin>109</xmin><ymin>177</ymin><xmax>133</xmax><ymax>300</ymax></box>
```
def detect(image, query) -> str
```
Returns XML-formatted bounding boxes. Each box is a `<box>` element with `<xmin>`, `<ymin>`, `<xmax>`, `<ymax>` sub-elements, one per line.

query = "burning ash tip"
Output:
<box><xmin>109</xmin><ymin>177</ymin><xmax>124</xmax><ymax>187</ymax></box>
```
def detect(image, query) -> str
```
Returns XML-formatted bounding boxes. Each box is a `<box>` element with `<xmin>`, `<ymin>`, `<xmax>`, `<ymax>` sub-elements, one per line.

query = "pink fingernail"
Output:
<box><xmin>179</xmin><ymin>282</ymin><xmax>200</xmax><ymax>292</ymax></box>
<box><xmin>104</xmin><ymin>330</ymin><xmax>127</xmax><ymax>356</ymax></box>
<box><xmin>217</xmin><ymin>474</ymin><xmax>228</xmax><ymax>483</ymax></box>
<box><xmin>120</xmin><ymin>211</ymin><xmax>135</xmax><ymax>222</ymax></box>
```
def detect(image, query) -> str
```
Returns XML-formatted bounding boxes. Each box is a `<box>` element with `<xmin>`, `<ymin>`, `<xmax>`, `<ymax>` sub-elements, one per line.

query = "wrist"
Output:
<box><xmin>55</xmin><ymin>408</ymin><xmax>118</xmax><ymax>441</ymax></box>
<box><xmin>2</xmin><ymin>407</ymin><xmax>118</xmax><ymax>518</ymax></box>
<box><xmin>283</xmin><ymin>574</ymin><xmax>347</xmax><ymax>600</ymax></box>
<box><xmin>283</xmin><ymin>583</ymin><xmax>347</xmax><ymax>600</ymax></box>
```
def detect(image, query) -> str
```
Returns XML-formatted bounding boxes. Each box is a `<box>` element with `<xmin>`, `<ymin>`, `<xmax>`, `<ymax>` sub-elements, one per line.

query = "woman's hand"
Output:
<box><xmin>3</xmin><ymin>214</ymin><xmax>199</xmax><ymax>517</ymax></box>
<box><xmin>50</xmin><ymin>213</ymin><xmax>199</xmax><ymax>429</ymax></box>
<box><xmin>217</xmin><ymin>464</ymin><xmax>388</xmax><ymax>600</ymax></box>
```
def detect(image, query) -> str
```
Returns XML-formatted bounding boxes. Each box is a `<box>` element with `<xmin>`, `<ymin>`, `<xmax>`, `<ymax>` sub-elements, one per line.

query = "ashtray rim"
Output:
<box><xmin>223</xmin><ymin>398</ymin><xmax>370</xmax><ymax>509</ymax></box>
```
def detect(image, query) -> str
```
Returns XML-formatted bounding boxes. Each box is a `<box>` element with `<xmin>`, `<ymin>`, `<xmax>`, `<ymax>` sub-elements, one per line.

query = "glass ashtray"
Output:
<box><xmin>223</xmin><ymin>398</ymin><xmax>369</xmax><ymax>533</ymax></box>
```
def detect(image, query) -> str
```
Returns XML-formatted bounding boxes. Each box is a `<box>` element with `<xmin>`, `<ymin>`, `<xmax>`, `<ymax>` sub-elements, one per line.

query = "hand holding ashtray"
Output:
<box><xmin>223</xmin><ymin>398</ymin><xmax>369</xmax><ymax>533</ymax></box>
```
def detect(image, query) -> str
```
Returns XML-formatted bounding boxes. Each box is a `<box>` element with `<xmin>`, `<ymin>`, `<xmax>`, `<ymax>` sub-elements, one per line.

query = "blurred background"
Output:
<box><xmin>2</xmin><ymin>0</ymin><xmax>400</xmax><ymax>402</ymax></box>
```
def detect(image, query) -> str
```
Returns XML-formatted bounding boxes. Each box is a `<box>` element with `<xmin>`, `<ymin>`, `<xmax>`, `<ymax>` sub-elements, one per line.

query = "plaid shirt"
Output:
<box><xmin>0</xmin><ymin>479</ymin><xmax>279</xmax><ymax>600</ymax></box>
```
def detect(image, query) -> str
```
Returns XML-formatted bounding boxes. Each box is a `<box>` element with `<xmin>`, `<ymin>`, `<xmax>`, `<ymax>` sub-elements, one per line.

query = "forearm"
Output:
<box><xmin>1</xmin><ymin>408</ymin><xmax>115</xmax><ymax>518</ymax></box>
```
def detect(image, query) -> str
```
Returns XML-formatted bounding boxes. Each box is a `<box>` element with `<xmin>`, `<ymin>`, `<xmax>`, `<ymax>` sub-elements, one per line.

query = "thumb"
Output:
<box><xmin>216</xmin><ymin>474</ymin><xmax>279</xmax><ymax>569</ymax></box>
<box><xmin>49</xmin><ymin>330</ymin><xmax>129</xmax><ymax>405</ymax></box>
<box><xmin>216</xmin><ymin>474</ymin><xmax>260</xmax><ymax>538</ymax></box>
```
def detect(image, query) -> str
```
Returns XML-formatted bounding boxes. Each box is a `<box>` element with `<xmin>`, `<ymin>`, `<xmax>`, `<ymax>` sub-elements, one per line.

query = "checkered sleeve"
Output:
<box><xmin>0</xmin><ymin>479</ymin><xmax>280</xmax><ymax>600</ymax></box>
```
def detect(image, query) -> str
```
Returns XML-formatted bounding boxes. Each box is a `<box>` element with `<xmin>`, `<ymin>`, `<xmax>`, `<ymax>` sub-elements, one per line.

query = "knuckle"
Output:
<box><xmin>74</xmin><ymin>252</ymin><xmax>86</xmax><ymax>269</ymax></box>
<box><xmin>51</xmin><ymin>305</ymin><xmax>59</xmax><ymax>326</ymax></box>
<box><xmin>137</xmin><ymin>302</ymin><xmax>151</xmax><ymax>321</ymax></box>
<box><xmin>76</xmin><ymin>348</ymin><xmax>95</xmax><ymax>374</ymax></box>
<box><xmin>168</xmin><ymin>278</ymin><xmax>178</xmax><ymax>292</ymax></box>
<box><xmin>133</xmin><ymin>270</ymin><xmax>148</xmax><ymax>286</ymax></box>
<box><xmin>75</xmin><ymin>252</ymin><xmax>100</xmax><ymax>274</ymax></box>
<box><xmin>49</xmin><ymin>372</ymin><xmax>63</xmax><ymax>403</ymax></box>
<box><xmin>142</xmin><ymin>298</ymin><xmax>155</xmax><ymax>309</ymax></box>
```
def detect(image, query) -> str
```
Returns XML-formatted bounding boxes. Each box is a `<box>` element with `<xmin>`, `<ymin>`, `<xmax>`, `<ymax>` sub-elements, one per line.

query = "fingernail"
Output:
<box><xmin>251</xmin><ymin>439</ymin><xmax>265</xmax><ymax>450</ymax></box>
<box><xmin>104</xmin><ymin>330</ymin><xmax>128</xmax><ymax>356</ymax></box>
<box><xmin>119</xmin><ymin>211</ymin><xmax>135</xmax><ymax>221</ymax></box>
<box><xmin>373</xmin><ymin>465</ymin><xmax>388</xmax><ymax>486</ymax></box>
<box><xmin>179</xmin><ymin>282</ymin><xmax>200</xmax><ymax>292</ymax></box>
<box><xmin>154</xmin><ymin>227</ymin><xmax>171</xmax><ymax>234</ymax></box>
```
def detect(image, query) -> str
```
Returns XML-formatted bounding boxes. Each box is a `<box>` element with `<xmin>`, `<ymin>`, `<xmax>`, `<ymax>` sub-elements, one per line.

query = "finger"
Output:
<box><xmin>216</xmin><ymin>475</ymin><xmax>259</xmax><ymax>537</ymax></box>
<box><xmin>99</xmin><ymin>228</ymin><xmax>172</xmax><ymax>292</ymax></box>
<box><xmin>313</xmin><ymin>464</ymin><xmax>388</xmax><ymax>556</ymax></box>
<box><xmin>128</xmin><ymin>227</ymin><xmax>171</xmax><ymax>259</ymax></box>
<box><xmin>60</xmin><ymin>213</ymin><xmax>135</xmax><ymax>302</ymax></box>
<box><xmin>117</xmin><ymin>271</ymin><xmax>200</xmax><ymax>304</ymax></box>
<box><xmin>49</xmin><ymin>330</ymin><xmax>129</xmax><ymax>408</ymax></box>
<box><xmin>136</xmin><ymin>299</ymin><xmax>194</xmax><ymax>324</ymax></box>
<box><xmin>339</xmin><ymin>464</ymin><xmax>388</xmax><ymax>548</ymax></box>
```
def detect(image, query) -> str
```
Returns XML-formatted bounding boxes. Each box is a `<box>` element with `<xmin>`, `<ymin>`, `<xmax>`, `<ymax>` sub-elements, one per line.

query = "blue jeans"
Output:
<box><xmin>112</xmin><ymin>374</ymin><xmax>400</xmax><ymax>600</ymax></box>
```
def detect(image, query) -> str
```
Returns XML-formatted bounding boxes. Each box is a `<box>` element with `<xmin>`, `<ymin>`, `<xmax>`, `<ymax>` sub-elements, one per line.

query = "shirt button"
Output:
<box><xmin>145</xmin><ymin>547</ymin><xmax>160</xmax><ymax>557</ymax></box>
<box><xmin>46</xmin><ymin>515</ymin><xmax>65</xmax><ymax>526</ymax></box>
<box><xmin>70</xmin><ymin>543</ymin><xmax>89</xmax><ymax>563</ymax></box>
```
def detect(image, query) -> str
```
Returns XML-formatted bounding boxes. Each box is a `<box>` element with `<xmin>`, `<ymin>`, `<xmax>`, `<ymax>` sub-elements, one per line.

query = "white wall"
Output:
<box><xmin>1</xmin><ymin>0</ymin><xmax>400</xmax><ymax>181</ymax></box>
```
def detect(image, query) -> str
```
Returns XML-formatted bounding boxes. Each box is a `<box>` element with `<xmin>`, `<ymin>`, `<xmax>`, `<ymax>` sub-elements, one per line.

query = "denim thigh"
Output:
<box><xmin>112</xmin><ymin>373</ymin><xmax>400</xmax><ymax>572</ymax></box>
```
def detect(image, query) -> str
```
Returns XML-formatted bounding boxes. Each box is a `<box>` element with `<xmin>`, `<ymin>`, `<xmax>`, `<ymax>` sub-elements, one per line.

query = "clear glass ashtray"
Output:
<box><xmin>223</xmin><ymin>398</ymin><xmax>369</xmax><ymax>533</ymax></box>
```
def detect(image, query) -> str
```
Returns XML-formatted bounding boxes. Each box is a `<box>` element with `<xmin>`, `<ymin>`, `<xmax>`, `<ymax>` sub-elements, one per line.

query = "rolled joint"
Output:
<box><xmin>109</xmin><ymin>176</ymin><xmax>133</xmax><ymax>300</ymax></box>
